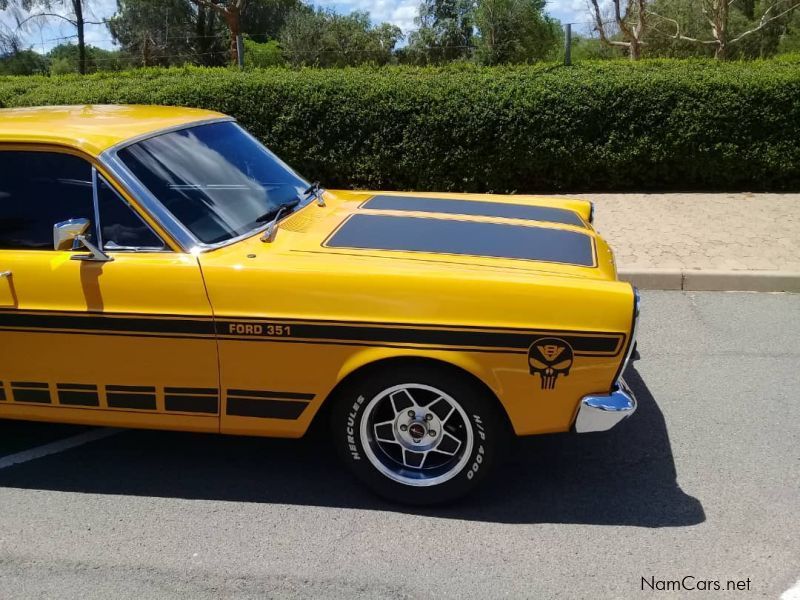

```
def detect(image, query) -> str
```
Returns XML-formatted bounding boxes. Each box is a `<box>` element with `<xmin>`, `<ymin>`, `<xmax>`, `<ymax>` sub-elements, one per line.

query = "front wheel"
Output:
<box><xmin>331</xmin><ymin>364</ymin><xmax>503</xmax><ymax>505</ymax></box>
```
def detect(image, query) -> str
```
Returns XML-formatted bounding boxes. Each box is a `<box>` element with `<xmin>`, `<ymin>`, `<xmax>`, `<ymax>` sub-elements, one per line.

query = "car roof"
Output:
<box><xmin>0</xmin><ymin>104</ymin><xmax>230</xmax><ymax>156</ymax></box>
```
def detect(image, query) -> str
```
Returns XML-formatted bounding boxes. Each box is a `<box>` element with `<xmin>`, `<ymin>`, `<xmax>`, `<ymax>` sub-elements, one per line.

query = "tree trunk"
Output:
<box><xmin>711</xmin><ymin>0</ymin><xmax>729</xmax><ymax>59</ymax></box>
<box><xmin>629</xmin><ymin>38</ymin><xmax>641</xmax><ymax>60</ymax></box>
<box><xmin>72</xmin><ymin>0</ymin><xmax>86</xmax><ymax>74</ymax></box>
<box><xmin>143</xmin><ymin>36</ymin><xmax>151</xmax><ymax>67</ymax></box>
<box><xmin>225</xmin><ymin>8</ymin><xmax>241</xmax><ymax>66</ymax></box>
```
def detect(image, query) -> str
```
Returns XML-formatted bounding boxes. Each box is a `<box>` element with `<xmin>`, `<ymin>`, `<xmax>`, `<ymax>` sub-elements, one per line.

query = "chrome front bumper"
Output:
<box><xmin>574</xmin><ymin>379</ymin><xmax>637</xmax><ymax>433</ymax></box>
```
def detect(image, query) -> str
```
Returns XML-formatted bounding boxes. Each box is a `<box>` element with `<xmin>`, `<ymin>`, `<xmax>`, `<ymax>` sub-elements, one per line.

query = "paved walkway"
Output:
<box><xmin>572</xmin><ymin>193</ymin><xmax>800</xmax><ymax>291</ymax></box>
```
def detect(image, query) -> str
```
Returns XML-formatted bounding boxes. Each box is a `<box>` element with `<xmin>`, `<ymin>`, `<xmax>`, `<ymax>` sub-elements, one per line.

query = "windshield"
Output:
<box><xmin>117</xmin><ymin>121</ymin><xmax>310</xmax><ymax>245</ymax></box>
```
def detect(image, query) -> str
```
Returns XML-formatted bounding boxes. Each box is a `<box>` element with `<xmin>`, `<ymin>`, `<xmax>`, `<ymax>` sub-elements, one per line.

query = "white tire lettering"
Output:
<box><xmin>466</xmin><ymin>444</ymin><xmax>485</xmax><ymax>479</ymax></box>
<box><xmin>346</xmin><ymin>396</ymin><xmax>367</xmax><ymax>461</ymax></box>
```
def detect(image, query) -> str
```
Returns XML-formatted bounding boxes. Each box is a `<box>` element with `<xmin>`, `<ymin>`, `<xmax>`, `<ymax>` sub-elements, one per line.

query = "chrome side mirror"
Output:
<box><xmin>53</xmin><ymin>218</ymin><xmax>113</xmax><ymax>262</ymax></box>
<box><xmin>54</xmin><ymin>218</ymin><xmax>90</xmax><ymax>250</ymax></box>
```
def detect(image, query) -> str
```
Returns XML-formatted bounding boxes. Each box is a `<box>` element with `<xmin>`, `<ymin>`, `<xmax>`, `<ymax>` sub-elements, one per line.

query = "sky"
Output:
<box><xmin>0</xmin><ymin>0</ymin><xmax>596</xmax><ymax>54</ymax></box>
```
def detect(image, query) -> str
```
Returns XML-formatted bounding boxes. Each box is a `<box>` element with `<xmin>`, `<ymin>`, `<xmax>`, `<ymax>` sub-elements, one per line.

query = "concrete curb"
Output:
<box><xmin>618</xmin><ymin>269</ymin><xmax>800</xmax><ymax>293</ymax></box>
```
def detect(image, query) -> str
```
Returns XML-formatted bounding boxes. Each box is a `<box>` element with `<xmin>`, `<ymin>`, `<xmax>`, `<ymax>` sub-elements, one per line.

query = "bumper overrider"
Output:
<box><xmin>574</xmin><ymin>378</ymin><xmax>637</xmax><ymax>433</ymax></box>
<box><xmin>574</xmin><ymin>287</ymin><xmax>640</xmax><ymax>434</ymax></box>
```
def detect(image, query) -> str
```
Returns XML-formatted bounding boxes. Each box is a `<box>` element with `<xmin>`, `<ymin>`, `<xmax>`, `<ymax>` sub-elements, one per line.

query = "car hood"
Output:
<box><xmin>214</xmin><ymin>190</ymin><xmax>618</xmax><ymax>281</ymax></box>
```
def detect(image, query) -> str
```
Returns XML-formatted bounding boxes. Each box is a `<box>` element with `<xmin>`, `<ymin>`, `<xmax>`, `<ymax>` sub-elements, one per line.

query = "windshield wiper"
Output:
<box><xmin>259</xmin><ymin>199</ymin><xmax>302</xmax><ymax>243</ymax></box>
<box><xmin>255</xmin><ymin>198</ymin><xmax>301</xmax><ymax>224</ymax></box>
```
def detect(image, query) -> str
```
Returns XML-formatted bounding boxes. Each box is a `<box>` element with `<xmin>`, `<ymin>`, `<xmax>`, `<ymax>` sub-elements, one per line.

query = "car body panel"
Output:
<box><xmin>0</xmin><ymin>105</ymin><xmax>636</xmax><ymax>440</ymax></box>
<box><xmin>0</xmin><ymin>105</ymin><xmax>228</xmax><ymax>156</ymax></box>
<box><xmin>0</xmin><ymin>250</ymin><xmax>219</xmax><ymax>432</ymax></box>
<box><xmin>198</xmin><ymin>193</ymin><xmax>633</xmax><ymax>437</ymax></box>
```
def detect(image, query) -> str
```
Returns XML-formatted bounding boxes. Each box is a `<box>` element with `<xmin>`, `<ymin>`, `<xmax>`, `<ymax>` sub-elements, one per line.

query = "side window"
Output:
<box><xmin>97</xmin><ymin>176</ymin><xmax>165</xmax><ymax>250</ymax></box>
<box><xmin>0</xmin><ymin>151</ymin><xmax>94</xmax><ymax>250</ymax></box>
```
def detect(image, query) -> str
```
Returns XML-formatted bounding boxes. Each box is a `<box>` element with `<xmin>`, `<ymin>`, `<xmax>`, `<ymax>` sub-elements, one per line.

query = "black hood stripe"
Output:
<box><xmin>325</xmin><ymin>214</ymin><xmax>595</xmax><ymax>267</ymax></box>
<box><xmin>363</xmin><ymin>195</ymin><xmax>586</xmax><ymax>228</ymax></box>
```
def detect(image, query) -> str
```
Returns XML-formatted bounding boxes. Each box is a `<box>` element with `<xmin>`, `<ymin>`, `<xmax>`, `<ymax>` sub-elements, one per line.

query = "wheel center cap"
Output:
<box><xmin>408</xmin><ymin>422</ymin><xmax>427</xmax><ymax>440</ymax></box>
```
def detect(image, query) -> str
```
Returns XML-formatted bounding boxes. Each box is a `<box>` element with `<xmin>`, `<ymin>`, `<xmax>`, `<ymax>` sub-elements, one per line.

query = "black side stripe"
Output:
<box><xmin>12</xmin><ymin>382</ymin><xmax>51</xmax><ymax>404</ymax></box>
<box><xmin>227</xmin><ymin>389</ymin><xmax>315</xmax><ymax>400</ymax></box>
<box><xmin>57</xmin><ymin>383</ymin><xmax>100</xmax><ymax>407</ymax></box>
<box><xmin>226</xmin><ymin>398</ymin><xmax>309</xmax><ymax>420</ymax></box>
<box><xmin>1</xmin><ymin>380</ymin><xmax>220</xmax><ymax>415</ymax></box>
<box><xmin>226</xmin><ymin>389</ymin><xmax>314</xmax><ymax>420</ymax></box>
<box><xmin>165</xmin><ymin>395</ymin><xmax>218</xmax><ymax>414</ymax></box>
<box><xmin>59</xmin><ymin>391</ymin><xmax>100</xmax><ymax>407</ymax></box>
<box><xmin>165</xmin><ymin>387</ymin><xmax>218</xmax><ymax>395</ymax></box>
<box><xmin>216</xmin><ymin>321</ymin><xmax>623</xmax><ymax>356</ymax></box>
<box><xmin>0</xmin><ymin>309</ymin><xmax>625</xmax><ymax>357</ymax></box>
<box><xmin>13</xmin><ymin>390</ymin><xmax>51</xmax><ymax>403</ymax></box>
<box><xmin>106</xmin><ymin>385</ymin><xmax>157</xmax><ymax>410</ymax></box>
<box><xmin>107</xmin><ymin>385</ymin><xmax>156</xmax><ymax>393</ymax></box>
<box><xmin>0</xmin><ymin>311</ymin><xmax>212</xmax><ymax>336</ymax></box>
<box><xmin>165</xmin><ymin>387</ymin><xmax>219</xmax><ymax>414</ymax></box>
<box><xmin>11</xmin><ymin>381</ymin><xmax>49</xmax><ymax>388</ymax></box>
<box><xmin>57</xmin><ymin>383</ymin><xmax>97</xmax><ymax>391</ymax></box>
<box><xmin>107</xmin><ymin>393</ymin><xmax>157</xmax><ymax>410</ymax></box>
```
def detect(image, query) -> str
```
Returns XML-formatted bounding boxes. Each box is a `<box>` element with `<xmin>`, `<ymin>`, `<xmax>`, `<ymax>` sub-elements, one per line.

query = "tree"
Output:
<box><xmin>0</xmin><ymin>0</ymin><xmax>107</xmax><ymax>74</ymax></box>
<box><xmin>280</xmin><ymin>8</ymin><xmax>402</xmax><ymax>67</ymax></box>
<box><xmin>407</xmin><ymin>0</ymin><xmax>475</xmax><ymax>63</ymax></box>
<box><xmin>0</xmin><ymin>29</ymin><xmax>48</xmax><ymax>74</ymax></box>
<box><xmin>109</xmin><ymin>0</ymin><xmax>227</xmax><ymax>67</ymax></box>
<box><xmin>241</xmin><ymin>0</ymin><xmax>308</xmax><ymax>42</ymax></box>
<box><xmin>644</xmin><ymin>0</ymin><xmax>792</xmax><ymax>58</ymax></box>
<box><xmin>588</xmin><ymin>0</ymin><xmax>649</xmax><ymax>60</ymax></box>
<box><xmin>243</xmin><ymin>37</ymin><xmax>284</xmax><ymax>66</ymax></box>
<box><xmin>568</xmin><ymin>34</ymin><xmax>619</xmax><ymax>60</ymax></box>
<box><xmin>474</xmin><ymin>0</ymin><xmax>560</xmax><ymax>64</ymax></box>
<box><xmin>110</xmin><ymin>0</ymin><xmax>193</xmax><ymax>67</ymax></box>
<box><xmin>0</xmin><ymin>22</ymin><xmax>19</xmax><ymax>55</ymax></box>
<box><xmin>46</xmin><ymin>42</ymin><xmax>124</xmax><ymax>72</ymax></box>
<box><xmin>187</xmin><ymin>0</ymin><xmax>246</xmax><ymax>65</ymax></box>
<box><xmin>0</xmin><ymin>48</ymin><xmax>48</xmax><ymax>73</ymax></box>
<box><xmin>648</xmin><ymin>0</ymin><xmax>800</xmax><ymax>58</ymax></box>
<box><xmin>192</xmin><ymin>1</ymin><xmax>228</xmax><ymax>66</ymax></box>
<box><xmin>776</xmin><ymin>9</ymin><xmax>800</xmax><ymax>52</ymax></box>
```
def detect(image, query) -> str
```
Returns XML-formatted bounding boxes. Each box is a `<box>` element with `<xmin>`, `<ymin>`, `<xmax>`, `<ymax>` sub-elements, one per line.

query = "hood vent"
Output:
<box><xmin>281</xmin><ymin>210</ymin><xmax>324</xmax><ymax>233</ymax></box>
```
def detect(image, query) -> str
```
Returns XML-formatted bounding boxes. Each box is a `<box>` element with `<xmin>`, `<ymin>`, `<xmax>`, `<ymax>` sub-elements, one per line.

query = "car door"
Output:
<box><xmin>0</xmin><ymin>146</ymin><xmax>220</xmax><ymax>432</ymax></box>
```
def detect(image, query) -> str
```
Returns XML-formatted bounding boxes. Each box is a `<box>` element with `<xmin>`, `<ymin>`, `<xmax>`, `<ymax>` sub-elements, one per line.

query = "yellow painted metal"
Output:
<box><xmin>0</xmin><ymin>106</ymin><xmax>636</xmax><ymax>440</ymax></box>
<box><xmin>200</xmin><ymin>191</ymin><xmax>633</xmax><ymax>438</ymax></box>
<box><xmin>0</xmin><ymin>104</ymin><xmax>227</xmax><ymax>156</ymax></box>
<box><xmin>0</xmin><ymin>250</ymin><xmax>219</xmax><ymax>431</ymax></box>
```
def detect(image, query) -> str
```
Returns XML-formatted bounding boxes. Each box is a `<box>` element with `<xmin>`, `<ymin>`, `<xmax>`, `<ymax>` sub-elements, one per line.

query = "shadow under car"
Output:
<box><xmin>0</xmin><ymin>365</ymin><xmax>704</xmax><ymax>527</ymax></box>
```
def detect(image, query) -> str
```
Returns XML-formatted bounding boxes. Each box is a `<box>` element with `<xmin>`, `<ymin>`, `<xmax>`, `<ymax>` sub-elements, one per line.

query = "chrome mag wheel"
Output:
<box><xmin>359</xmin><ymin>383</ymin><xmax>474</xmax><ymax>487</ymax></box>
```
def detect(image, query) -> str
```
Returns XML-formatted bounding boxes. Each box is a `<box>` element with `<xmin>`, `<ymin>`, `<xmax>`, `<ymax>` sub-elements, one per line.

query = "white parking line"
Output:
<box><xmin>0</xmin><ymin>428</ymin><xmax>122</xmax><ymax>471</ymax></box>
<box><xmin>782</xmin><ymin>579</ymin><xmax>800</xmax><ymax>600</ymax></box>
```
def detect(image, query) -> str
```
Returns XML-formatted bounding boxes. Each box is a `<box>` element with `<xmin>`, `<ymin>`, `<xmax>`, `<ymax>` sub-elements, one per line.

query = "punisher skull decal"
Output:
<box><xmin>528</xmin><ymin>338</ymin><xmax>574</xmax><ymax>390</ymax></box>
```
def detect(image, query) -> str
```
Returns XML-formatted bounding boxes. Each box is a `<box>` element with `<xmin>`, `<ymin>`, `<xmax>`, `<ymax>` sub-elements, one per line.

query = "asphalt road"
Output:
<box><xmin>0</xmin><ymin>291</ymin><xmax>798</xmax><ymax>599</ymax></box>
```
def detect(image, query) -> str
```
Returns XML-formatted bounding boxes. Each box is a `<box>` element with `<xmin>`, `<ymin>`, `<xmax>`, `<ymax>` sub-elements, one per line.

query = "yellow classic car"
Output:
<box><xmin>0</xmin><ymin>104</ymin><xmax>638</xmax><ymax>504</ymax></box>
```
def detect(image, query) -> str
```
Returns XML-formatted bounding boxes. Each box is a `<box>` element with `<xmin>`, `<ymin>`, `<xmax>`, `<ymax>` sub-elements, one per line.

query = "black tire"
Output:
<box><xmin>331</xmin><ymin>363</ymin><xmax>503</xmax><ymax>505</ymax></box>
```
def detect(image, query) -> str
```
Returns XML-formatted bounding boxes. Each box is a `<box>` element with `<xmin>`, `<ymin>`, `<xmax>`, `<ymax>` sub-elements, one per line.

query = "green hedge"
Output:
<box><xmin>2</xmin><ymin>60</ymin><xmax>800</xmax><ymax>191</ymax></box>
